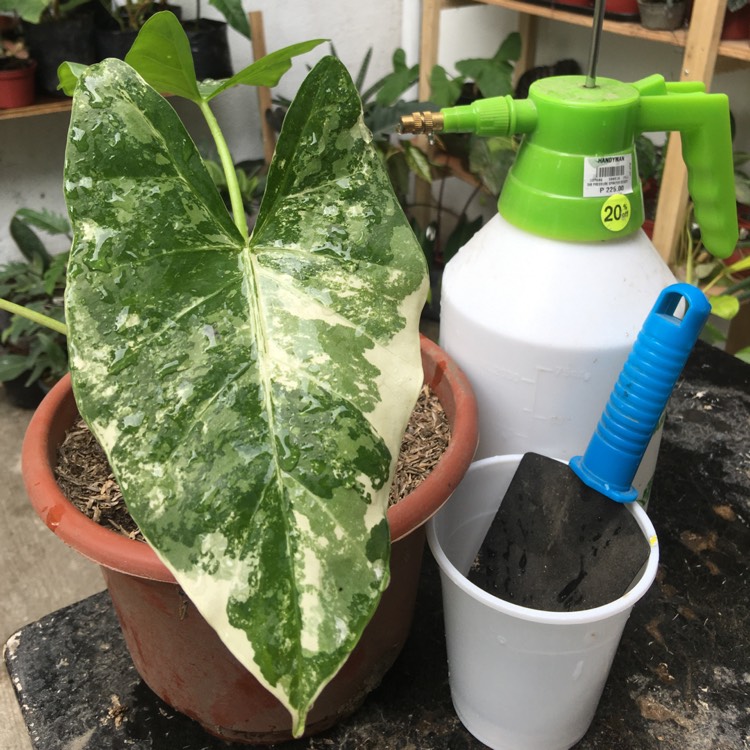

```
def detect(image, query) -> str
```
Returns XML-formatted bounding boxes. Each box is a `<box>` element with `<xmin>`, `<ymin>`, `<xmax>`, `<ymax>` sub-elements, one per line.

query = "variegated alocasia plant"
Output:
<box><xmin>56</xmin><ymin>12</ymin><xmax>428</xmax><ymax>739</ymax></box>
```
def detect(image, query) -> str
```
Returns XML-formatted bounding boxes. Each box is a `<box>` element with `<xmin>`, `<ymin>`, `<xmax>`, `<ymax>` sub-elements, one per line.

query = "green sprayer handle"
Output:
<box><xmin>637</xmin><ymin>85</ymin><xmax>737</xmax><ymax>259</ymax></box>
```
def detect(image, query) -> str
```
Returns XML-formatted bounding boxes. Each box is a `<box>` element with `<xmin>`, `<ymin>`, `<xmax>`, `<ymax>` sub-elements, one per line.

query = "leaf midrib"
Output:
<box><xmin>240</xmin><ymin>245</ymin><xmax>306</xmax><ymax>692</ymax></box>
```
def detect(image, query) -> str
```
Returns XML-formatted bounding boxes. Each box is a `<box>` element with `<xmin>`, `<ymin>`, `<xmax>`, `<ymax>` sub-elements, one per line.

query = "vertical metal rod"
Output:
<box><xmin>585</xmin><ymin>0</ymin><xmax>606</xmax><ymax>88</ymax></box>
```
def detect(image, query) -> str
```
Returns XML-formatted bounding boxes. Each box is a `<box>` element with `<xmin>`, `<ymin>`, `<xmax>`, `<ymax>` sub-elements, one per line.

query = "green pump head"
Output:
<box><xmin>400</xmin><ymin>74</ymin><xmax>738</xmax><ymax>258</ymax></box>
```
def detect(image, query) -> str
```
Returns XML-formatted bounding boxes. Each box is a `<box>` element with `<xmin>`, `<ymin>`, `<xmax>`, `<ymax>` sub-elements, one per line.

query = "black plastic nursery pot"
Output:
<box><xmin>23</xmin><ymin>14</ymin><xmax>96</xmax><ymax>95</ymax></box>
<box><xmin>94</xmin><ymin>27</ymin><xmax>139</xmax><ymax>61</ymax></box>
<box><xmin>183</xmin><ymin>19</ymin><xmax>233</xmax><ymax>81</ymax></box>
<box><xmin>93</xmin><ymin>5</ymin><xmax>183</xmax><ymax>61</ymax></box>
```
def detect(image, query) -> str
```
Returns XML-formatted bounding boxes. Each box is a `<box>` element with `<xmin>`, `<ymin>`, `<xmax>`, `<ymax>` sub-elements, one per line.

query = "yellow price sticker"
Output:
<box><xmin>600</xmin><ymin>194</ymin><xmax>631</xmax><ymax>232</ymax></box>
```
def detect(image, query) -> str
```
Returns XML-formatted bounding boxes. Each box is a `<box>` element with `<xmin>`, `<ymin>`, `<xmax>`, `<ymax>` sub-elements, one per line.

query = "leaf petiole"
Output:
<box><xmin>0</xmin><ymin>298</ymin><xmax>68</xmax><ymax>336</ymax></box>
<box><xmin>198</xmin><ymin>99</ymin><xmax>249</xmax><ymax>240</ymax></box>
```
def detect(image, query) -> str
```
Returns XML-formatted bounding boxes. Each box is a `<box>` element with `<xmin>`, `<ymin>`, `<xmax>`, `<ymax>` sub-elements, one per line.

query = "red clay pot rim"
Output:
<box><xmin>0</xmin><ymin>59</ymin><xmax>37</xmax><ymax>78</ymax></box>
<box><xmin>22</xmin><ymin>334</ymin><xmax>478</xmax><ymax>583</ymax></box>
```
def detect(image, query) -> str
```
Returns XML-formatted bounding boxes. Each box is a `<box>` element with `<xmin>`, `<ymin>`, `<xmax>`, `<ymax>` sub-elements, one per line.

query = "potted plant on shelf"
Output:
<box><xmin>8</xmin><ymin>12</ymin><xmax>478</xmax><ymax>743</ymax></box>
<box><xmin>636</xmin><ymin>0</ymin><xmax>688</xmax><ymax>30</ymax></box>
<box><xmin>0</xmin><ymin>0</ymin><xmax>97</xmax><ymax>94</ymax></box>
<box><xmin>180</xmin><ymin>0</ymin><xmax>252</xmax><ymax>80</ymax></box>
<box><xmin>674</xmin><ymin>200</ymin><xmax>750</xmax><ymax>361</ymax></box>
<box><xmin>0</xmin><ymin>32</ymin><xmax>35</xmax><ymax>108</ymax></box>
<box><xmin>0</xmin><ymin>208</ymin><xmax>69</xmax><ymax>407</ymax></box>
<box><xmin>93</xmin><ymin>0</ymin><xmax>179</xmax><ymax>61</ymax></box>
<box><xmin>95</xmin><ymin>0</ymin><xmax>251</xmax><ymax>80</ymax></box>
<box><xmin>722</xmin><ymin>0</ymin><xmax>750</xmax><ymax>40</ymax></box>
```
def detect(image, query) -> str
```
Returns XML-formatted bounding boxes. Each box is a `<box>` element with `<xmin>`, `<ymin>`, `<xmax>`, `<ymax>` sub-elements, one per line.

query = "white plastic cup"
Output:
<box><xmin>426</xmin><ymin>455</ymin><xmax>659</xmax><ymax>750</ymax></box>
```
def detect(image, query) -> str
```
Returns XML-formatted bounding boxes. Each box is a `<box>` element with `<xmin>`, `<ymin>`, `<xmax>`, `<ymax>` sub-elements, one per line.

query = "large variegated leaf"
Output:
<box><xmin>63</xmin><ymin>57</ymin><xmax>428</xmax><ymax>735</ymax></box>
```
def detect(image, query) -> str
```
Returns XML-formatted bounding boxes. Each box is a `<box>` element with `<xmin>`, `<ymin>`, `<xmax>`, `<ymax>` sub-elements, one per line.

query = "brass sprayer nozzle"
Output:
<box><xmin>398</xmin><ymin>111</ymin><xmax>445</xmax><ymax>135</ymax></box>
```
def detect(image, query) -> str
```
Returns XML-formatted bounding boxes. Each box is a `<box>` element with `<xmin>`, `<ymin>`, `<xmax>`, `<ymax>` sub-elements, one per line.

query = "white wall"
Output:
<box><xmin>0</xmin><ymin>0</ymin><xmax>405</xmax><ymax>262</ymax></box>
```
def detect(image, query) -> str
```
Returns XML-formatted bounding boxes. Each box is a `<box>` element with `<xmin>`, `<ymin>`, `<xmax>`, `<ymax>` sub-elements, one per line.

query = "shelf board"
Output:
<box><xmin>717</xmin><ymin>38</ymin><xmax>750</xmax><ymax>64</ymax></box>
<box><xmin>471</xmin><ymin>0</ymin><xmax>750</xmax><ymax>62</ymax></box>
<box><xmin>0</xmin><ymin>96</ymin><xmax>71</xmax><ymax>121</ymax></box>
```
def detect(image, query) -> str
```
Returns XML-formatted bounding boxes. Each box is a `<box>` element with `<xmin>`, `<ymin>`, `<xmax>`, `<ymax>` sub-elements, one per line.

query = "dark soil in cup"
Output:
<box><xmin>55</xmin><ymin>384</ymin><xmax>450</xmax><ymax>541</ymax></box>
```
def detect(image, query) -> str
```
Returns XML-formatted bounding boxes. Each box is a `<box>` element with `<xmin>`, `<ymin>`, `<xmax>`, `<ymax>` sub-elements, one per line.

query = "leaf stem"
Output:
<box><xmin>684</xmin><ymin>220</ymin><xmax>695</xmax><ymax>286</ymax></box>
<box><xmin>198</xmin><ymin>99</ymin><xmax>249</xmax><ymax>240</ymax></box>
<box><xmin>701</xmin><ymin>267</ymin><xmax>726</xmax><ymax>296</ymax></box>
<box><xmin>0</xmin><ymin>298</ymin><xmax>68</xmax><ymax>336</ymax></box>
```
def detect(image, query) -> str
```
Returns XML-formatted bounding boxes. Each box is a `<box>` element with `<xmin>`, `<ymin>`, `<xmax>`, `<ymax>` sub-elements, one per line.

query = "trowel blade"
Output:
<box><xmin>468</xmin><ymin>452</ymin><xmax>651</xmax><ymax>612</ymax></box>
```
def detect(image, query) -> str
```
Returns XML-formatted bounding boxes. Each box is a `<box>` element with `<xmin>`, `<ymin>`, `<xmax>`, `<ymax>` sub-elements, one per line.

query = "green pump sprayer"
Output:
<box><xmin>400</xmin><ymin>74</ymin><xmax>736</xmax><ymax>252</ymax></box>
<box><xmin>401</xmin><ymin>5</ymin><xmax>738</xmax><ymax>503</ymax></box>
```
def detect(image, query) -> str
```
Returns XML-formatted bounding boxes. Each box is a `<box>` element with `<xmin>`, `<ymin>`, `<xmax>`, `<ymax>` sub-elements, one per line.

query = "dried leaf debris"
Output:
<box><xmin>55</xmin><ymin>384</ymin><xmax>450</xmax><ymax>539</ymax></box>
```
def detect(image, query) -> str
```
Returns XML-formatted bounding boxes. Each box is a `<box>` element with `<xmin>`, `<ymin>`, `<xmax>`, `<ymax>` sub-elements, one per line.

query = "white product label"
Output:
<box><xmin>583</xmin><ymin>155</ymin><xmax>633</xmax><ymax>197</ymax></box>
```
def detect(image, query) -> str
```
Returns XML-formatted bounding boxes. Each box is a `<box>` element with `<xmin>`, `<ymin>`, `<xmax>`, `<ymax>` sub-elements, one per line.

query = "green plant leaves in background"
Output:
<box><xmin>0</xmin><ymin>0</ymin><xmax>90</xmax><ymax>23</ymax></box>
<box><xmin>14</xmin><ymin>207</ymin><xmax>71</xmax><ymax>236</ymax></box>
<box><xmin>10</xmin><ymin>216</ymin><xmax>52</xmax><ymax>269</ymax></box>
<box><xmin>709</xmin><ymin>294</ymin><xmax>740</xmax><ymax>320</ymax></box>
<box><xmin>375</xmin><ymin>49</ymin><xmax>419</xmax><ymax>107</ymax></box>
<box><xmin>429</xmin><ymin>64</ymin><xmax>463</xmax><ymax>110</ymax></box>
<box><xmin>0</xmin><ymin>0</ymin><xmax>45</xmax><ymax>23</ymax></box>
<box><xmin>469</xmin><ymin>135</ymin><xmax>517</xmax><ymax>196</ymax></box>
<box><xmin>63</xmin><ymin>55</ymin><xmax>427</xmax><ymax>736</ymax></box>
<box><xmin>209</xmin><ymin>0</ymin><xmax>251</xmax><ymax>39</ymax></box>
<box><xmin>455</xmin><ymin>32</ymin><xmax>521</xmax><ymax>98</ymax></box>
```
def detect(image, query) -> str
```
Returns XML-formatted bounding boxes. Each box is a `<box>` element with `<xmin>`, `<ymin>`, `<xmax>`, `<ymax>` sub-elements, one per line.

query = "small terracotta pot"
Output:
<box><xmin>605</xmin><ymin>0</ymin><xmax>640</xmax><ymax>16</ymax></box>
<box><xmin>23</xmin><ymin>335</ymin><xmax>478</xmax><ymax>743</ymax></box>
<box><xmin>721</xmin><ymin>4</ymin><xmax>750</xmax><ymax>40</ymax></box>
<box><xmin>0</xmin><ymin>60</ymin><xmax>37</xmax><ymax>110</ymax></box>
<box><xmin>555</xmin><ymin>0</ymin><xmax>593</xmax><ymax>10</ymax></box>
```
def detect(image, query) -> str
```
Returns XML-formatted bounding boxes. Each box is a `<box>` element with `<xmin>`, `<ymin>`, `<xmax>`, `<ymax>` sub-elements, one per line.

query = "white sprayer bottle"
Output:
<box><xmin>402</xmin><ymin>74</ymin><xmax>737</xmax><ymax>502</ymax></box>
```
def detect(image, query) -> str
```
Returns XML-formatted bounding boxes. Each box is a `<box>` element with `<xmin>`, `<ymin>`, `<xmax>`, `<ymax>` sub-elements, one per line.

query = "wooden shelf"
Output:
<box><xmin>459</xmin><ymin>0</ymin><xmax>750</xmax><ymax>62</ymax></box>
<box><xmin>0</xmin><ymin>96</ymin><xmax>71</xmax><ymax>121</ymax></box>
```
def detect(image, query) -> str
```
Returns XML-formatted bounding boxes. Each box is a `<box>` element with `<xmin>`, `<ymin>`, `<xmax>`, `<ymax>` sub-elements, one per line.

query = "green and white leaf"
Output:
<box><xmin>63</xmin><ymin>56</ymin><xmax>427</xmax><ymax>735</ymax></box>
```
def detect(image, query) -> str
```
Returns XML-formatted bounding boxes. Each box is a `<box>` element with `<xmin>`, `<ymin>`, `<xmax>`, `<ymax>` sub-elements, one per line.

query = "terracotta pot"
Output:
<box><xmin>721</xmin><ymin>4</ymin><xmax>750</xmax><ymax>40</ymax></box>
<box><xmin>555</xmin><ymin>0</ymin><xmax>593</xmax><ymax>12</ymax></box>
<box><xmin>0</xmin><ymin>59</ymin><xmax>37</xmax><ymax>110</ymax></box>
<box><xmin>605</xmin><ymin>0</ymin><xmax>640</xmax><ymax>17</ymax></box>
<box><xmin>22</xmin><ymin>335</ymin><xmax>478</xmax><ymax>744</ymax></box>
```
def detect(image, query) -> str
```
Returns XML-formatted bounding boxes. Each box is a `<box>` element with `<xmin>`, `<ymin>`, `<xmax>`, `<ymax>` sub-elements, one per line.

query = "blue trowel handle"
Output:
<box><xmin>570</xmin><ymin>283</ymin><xmax>711</xmax><ymax>503</ymax></box>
